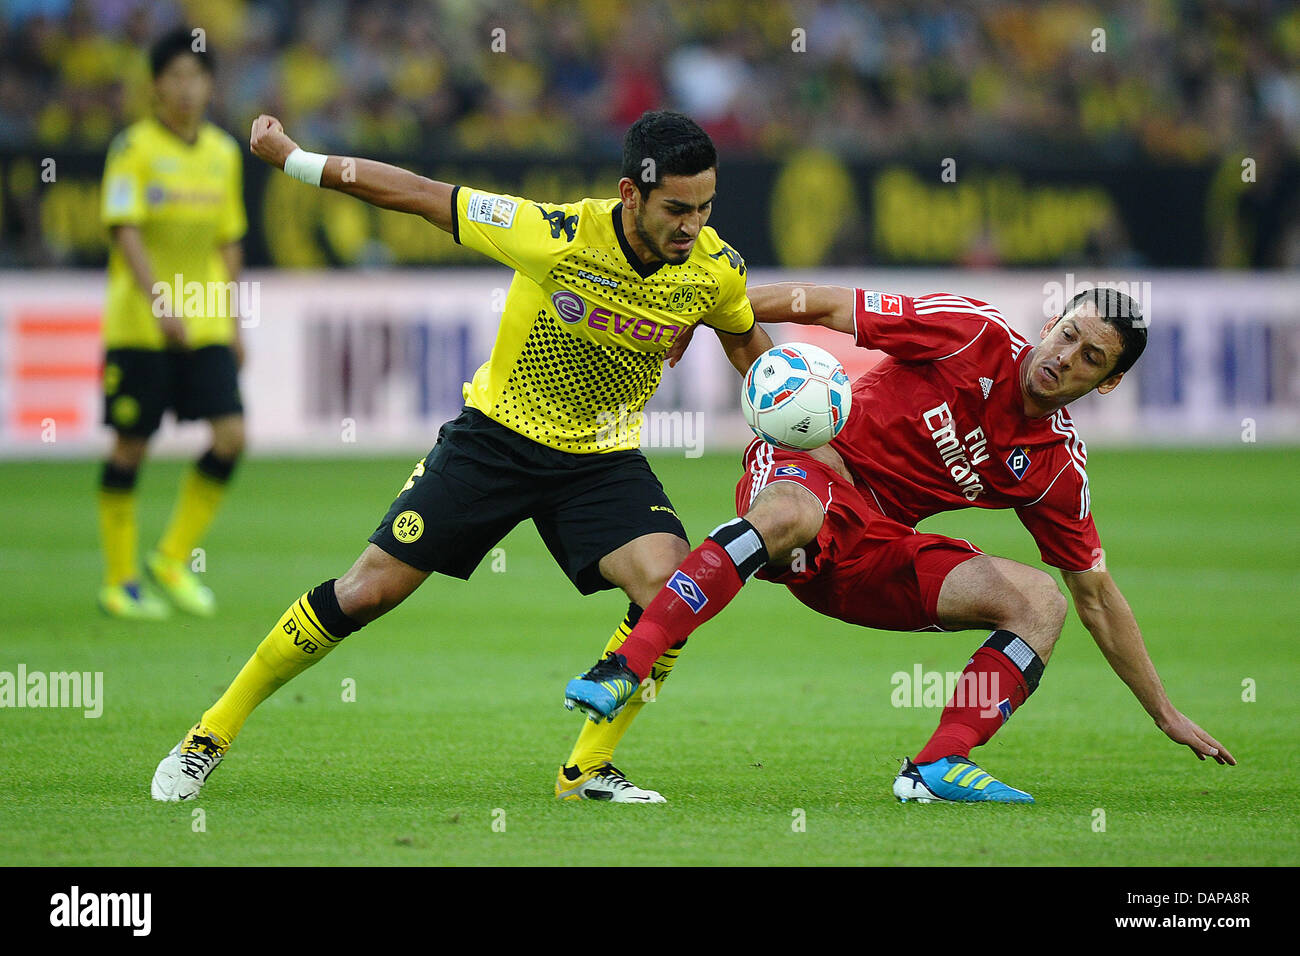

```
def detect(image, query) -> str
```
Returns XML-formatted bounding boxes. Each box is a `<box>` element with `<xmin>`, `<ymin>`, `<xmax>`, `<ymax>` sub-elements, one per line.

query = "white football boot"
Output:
<box><xmin>151</xmin><ymin>723</ymin><xmax>229</xmax><ymax>801</ymax></box>
<box><xmin>555</xmin><ymin>762</ymin><xmax>667</xmax><ymax>803</ymax></box>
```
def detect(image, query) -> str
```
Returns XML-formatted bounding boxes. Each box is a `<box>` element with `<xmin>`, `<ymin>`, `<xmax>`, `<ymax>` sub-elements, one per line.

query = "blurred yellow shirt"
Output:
<box><xmin>101</xmin><ymin>118</ymin><xmax>246</xmax><ymax>349</ymax></box>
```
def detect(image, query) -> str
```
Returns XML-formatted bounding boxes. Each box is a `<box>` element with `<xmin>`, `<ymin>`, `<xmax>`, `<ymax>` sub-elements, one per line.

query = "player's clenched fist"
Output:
<box><xmin>249</xmin><ymin>114</ymin><xmax>297</xmax><ymax>168</ymax></box>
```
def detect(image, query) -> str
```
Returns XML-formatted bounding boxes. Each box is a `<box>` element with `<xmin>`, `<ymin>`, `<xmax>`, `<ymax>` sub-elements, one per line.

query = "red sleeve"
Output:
<box><xmin>1015</xmin><ymin>459</ymin><xmax>1103</xmax><ymax>572</ymax></box>
<box><xmin>853</xmin><ymin>291</ymin><xmax>1002</xmax><ymax>362</ymax></box>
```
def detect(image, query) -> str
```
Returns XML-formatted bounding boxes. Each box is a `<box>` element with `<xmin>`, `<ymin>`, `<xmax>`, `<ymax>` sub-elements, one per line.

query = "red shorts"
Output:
<box><xmin>734</xmin><ymin>439</ymin><xmax>983</xmax><ymax>631</ymax></box>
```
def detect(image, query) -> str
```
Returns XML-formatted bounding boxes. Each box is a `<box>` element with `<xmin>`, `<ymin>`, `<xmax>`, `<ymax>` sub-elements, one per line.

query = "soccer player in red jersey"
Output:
<box><xmin>565</xmin><ymin>283</ymin><xmax>1236</xmax><ymax>802</ymax></box>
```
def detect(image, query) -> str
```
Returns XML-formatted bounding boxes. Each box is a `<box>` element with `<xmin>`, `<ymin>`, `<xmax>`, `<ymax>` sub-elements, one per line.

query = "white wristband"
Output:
<box><xmin>284</xmin><ymin>148</ymin><xmax>328</xmax><ymax>186</ymax></box>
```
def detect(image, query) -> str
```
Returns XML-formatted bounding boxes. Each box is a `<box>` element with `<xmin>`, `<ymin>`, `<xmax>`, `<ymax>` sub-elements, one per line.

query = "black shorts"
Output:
<box><xmin>103</xmin><ymin>346</ymin><xmax>243</xmax><ymax>437</ymax></box>
<box><xmin>368</xmin><ymin>407</ymin><xmax>688</xmax><ymax>594</ymax></box>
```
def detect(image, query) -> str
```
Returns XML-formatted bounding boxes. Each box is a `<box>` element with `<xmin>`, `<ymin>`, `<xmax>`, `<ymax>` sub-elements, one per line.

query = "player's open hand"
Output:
<box><xmin>666</xmin><ymin>324</ymin><xmax>696</xmax><ymax>368</ymax></box>
<box><xmin>1158</xmin><ymin>710</ymin><xmax>1236</xmax><ymax>765</ymax></box>
<box><xmin>249</xmin><ymin>114</ymin><xmax>297</xmax><ymax>169</ymax></box>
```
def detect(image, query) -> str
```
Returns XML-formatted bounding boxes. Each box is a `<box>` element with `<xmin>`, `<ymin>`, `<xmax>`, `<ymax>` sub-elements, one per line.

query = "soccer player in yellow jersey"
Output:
<box><xmin>98</xmin><ymin>28</ymin><xmax>247</xmax><ymax>620</ymax></box>
<box><xmin>151</xmin><ymin>109</ymin><xmax>774</xmax><ymax>803</ymax></box>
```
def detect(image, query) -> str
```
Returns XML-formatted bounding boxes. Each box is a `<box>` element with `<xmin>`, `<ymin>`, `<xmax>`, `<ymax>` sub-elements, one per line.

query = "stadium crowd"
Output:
<box><xmin>2</xmin><ymin>0</ymin><xmax>1297</xmax><ymax>165</ymax></box>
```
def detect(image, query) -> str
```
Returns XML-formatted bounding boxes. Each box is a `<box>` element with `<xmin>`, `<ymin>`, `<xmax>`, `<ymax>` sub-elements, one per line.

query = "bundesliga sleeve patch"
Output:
<box><xmin>466</xmin><ymin>193</ymin><xmax>518</xmax><ymax>228</ymax></box>
<box><xmin>105</xmin><ymin>175</ymin><xmax>136</xmax><ymax>216</ymax></box>
<box><xmin>860</xmin><ymin>291</ymin><xmax>902</xmax><ymax>315</ymax></box>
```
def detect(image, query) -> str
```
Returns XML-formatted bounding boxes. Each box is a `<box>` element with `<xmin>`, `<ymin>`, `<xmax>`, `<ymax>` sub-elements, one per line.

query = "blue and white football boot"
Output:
<box><xmin>564</xmin><ymin>652</ymin><xmax>639</xmax><ymax>723</ymax></box>
<box><xmin>893</xmin><ymin>755</ymin><xmax>1035</xmax><ymax>803</ymax></box>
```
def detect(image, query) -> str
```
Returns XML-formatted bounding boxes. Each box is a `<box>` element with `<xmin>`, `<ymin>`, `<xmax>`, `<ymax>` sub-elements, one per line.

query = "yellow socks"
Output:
<box><xmin>202</xmin><ymin>584</ymin><xmax>357</xmax><ymax>745</ymax></box>
<box><xmin>99</xmin><ymin>451</ymin><xmax>235</xmax><ymax>587</ymax></box>
<box><xmin>157</xmin><ymin>451</ymin><xmax>235</xmax><ymax>564</ymax></box>
<box><xmin>99</xmin><ymin>462</ymin><xmax>139</xmax><ymax>586</ymax></box>
<box><xmin>564</xmin><ymin>606</ymin><xmax>685</xmax><ymax>773</ymax></box>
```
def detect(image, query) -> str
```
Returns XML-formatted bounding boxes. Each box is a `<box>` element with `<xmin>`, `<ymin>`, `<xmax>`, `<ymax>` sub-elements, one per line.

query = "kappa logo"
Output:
<box><xmin>539</xmin><ymin>206</ymin><xmax>579</xmax><ymax>241</ymax></box>
<box><xmin>667</xmin><ymin>570</ymin><xmax>708</xmax><ymax>613</ymax></box>
<box><xmin>576</xmin><ymin>269</ymin><xmax>619</xmax><ymax>289</ymax></box>
<box><xmin>979</xmin><ymin>377</ymin><xmax>993</xmax><ymax>399</ymax></box>
<box><xmin>1006</xmin><ymin>447</ymin><xmax>1032</xmax><ymax>480</ymax></box>
<box><xmin>708</xmin><ymin>245</ymin><xmax>745</xmax><ymax>274</ymax></box>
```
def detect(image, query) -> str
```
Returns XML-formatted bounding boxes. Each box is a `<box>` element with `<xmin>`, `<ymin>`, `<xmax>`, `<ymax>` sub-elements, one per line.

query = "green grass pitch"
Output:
<box><xmin>1</xmin><ymin>448</ymin><xmax>1296</xmax><ymax>866</ymax></box>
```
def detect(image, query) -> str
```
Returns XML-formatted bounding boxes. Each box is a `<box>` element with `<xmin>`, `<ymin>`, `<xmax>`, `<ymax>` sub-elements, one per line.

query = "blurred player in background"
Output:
<box><xmin>151</xmin><ymin>109</ymin><xmax>773</xmax><ymax>803</ymax></box>
<box><xmin>565</xmin><ymin>284</ymin><xmax>1236</xmax><ymax>802</ymax></box>
<box><xmin>98</xmin><ymin>27</ymin><xmax>247</xmax><ymax>620</ymax></box>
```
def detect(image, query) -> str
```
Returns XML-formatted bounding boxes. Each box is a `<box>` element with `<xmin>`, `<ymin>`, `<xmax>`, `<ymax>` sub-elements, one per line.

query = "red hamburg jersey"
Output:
<box><xmin>830</xmin><ymin>290</ymin><xmax>1102</xmax><ymax>572</ymax></box>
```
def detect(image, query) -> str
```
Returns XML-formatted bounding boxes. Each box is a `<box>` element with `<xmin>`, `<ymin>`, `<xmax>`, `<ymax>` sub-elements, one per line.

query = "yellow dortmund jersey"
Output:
<box><xmin>454</xmin><ymin>189</ymin><xmax>754</xmax><ymax>453</ymax></box>
<box><xmin>101</xmin><ymin>118</ymin><xmax>247</xmax><ymax>349</ymax></box>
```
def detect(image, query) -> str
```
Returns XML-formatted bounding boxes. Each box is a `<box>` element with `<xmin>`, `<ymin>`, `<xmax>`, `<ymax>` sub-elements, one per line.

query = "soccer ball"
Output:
<box><xmin>742</xmin><ymin>343</ymin><xmax>852</xmax><ymax>450</ymax></box>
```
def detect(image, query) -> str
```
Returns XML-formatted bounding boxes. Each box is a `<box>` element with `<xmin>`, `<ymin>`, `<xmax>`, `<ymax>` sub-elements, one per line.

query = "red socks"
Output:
<box><xmin>915</xmin><ymin>631</ymin><xmax>1044</xmax><ymax>764</ymax></box>
<box><xmin>618</xmin><ymin>539</ymin><xmax>743</xmax><ymax>679</ymax></box>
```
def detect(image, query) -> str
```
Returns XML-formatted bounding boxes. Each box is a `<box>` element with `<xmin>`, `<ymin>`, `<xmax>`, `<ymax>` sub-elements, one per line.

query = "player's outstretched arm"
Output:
<box><xmin>667</xmin><ymin>285</ymin><xmax>852</xmax><ymax>368</ymax></box>
<box><xmin>1061</xmin><ymin>565</ymin><xmax>1236</xmax><ymax>765</ymax></box>
<box><xmin>748</xmin><ymin>283</ymin><xmax>855</xmax><ymax>334</ymax></box>
<box><xmin>249</xmin><ymin>114</ymin><xmax>454</xmax><ymax>232</ymax></box>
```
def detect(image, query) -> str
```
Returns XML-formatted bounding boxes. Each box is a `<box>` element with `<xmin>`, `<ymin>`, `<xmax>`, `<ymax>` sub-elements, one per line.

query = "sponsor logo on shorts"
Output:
<box><xmin>667</xmin><ymin>570</ymin><xmax>708</xmax><ymax>613</ymax></box>
<box><xmin>1005</xmin><ymin>446</ymin><xmax>1032</xmax><ymax>480</ymax></box>
<box><xmin>649</xmin><ymin>504</ymin><xmax>677</xmax><ymax>516</ymax></box>
<box><xmin>392</xmin><ymin>510</ymin><xmax>424</xmax><ymax>543</ymax></box>
<box><xmin>773</xmin><ymin>465</ymin><xmax>807</xmax><ymax>479</ymax></box>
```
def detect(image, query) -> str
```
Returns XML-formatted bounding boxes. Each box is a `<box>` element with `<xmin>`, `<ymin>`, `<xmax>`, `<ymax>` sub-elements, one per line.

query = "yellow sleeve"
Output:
<box><xmin>101</xmin><ymin>130</ymin><xmax>145</xmax><ymax>227</ymax></box>
<box><xmin>218</xmin><ymin>139</ymin><xmax>247</xmax><ymax>244</ymax></box>
<box><xmin>705</xmin><ymin>255</ymin><xmax>756</xmax><ymax>334</ymax></box>
<box><xmin>452</xmin><ymin>186</ymin><xmax>574</xmax><ymax>282</ymax></box>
